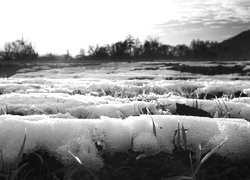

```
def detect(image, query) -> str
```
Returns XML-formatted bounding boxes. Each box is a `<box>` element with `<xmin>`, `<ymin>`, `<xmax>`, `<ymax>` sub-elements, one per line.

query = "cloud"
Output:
<box><xmin>151</xmin><ymin>0</ymin><xmax>250</xmax><ymax>45</ymax></box>
<box><xmin>167</xmin><ymin>0</ymin><xmax>250</xmax><ymax>23</ymax></box>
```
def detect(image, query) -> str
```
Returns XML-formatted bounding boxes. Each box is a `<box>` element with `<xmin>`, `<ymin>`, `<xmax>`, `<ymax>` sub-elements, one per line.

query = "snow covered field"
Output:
<box><xmin>1</xmin><ymin>61</ymin><xmax>250</xmax><ymax>179</ymax></box>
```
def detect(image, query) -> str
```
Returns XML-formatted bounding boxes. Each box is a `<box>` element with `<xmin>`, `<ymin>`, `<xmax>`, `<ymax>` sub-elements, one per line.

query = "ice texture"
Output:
<box><xmin>1</xmin><ymin>114</ymin><xmax>250</xmax><ymax>170</ymax></box>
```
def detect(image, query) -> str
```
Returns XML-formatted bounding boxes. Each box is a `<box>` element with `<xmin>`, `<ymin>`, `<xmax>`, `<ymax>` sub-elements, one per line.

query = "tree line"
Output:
<box><xmin>87</xmin><ymin>35</ymin><xmax>229</xmax><ymax>60</ymax></box>
<box><xmin>0</xmin><ymin>38</ymin><xmax>38</xmax><ymax>61</ymax></box>
<box><xmin>0</xmin><ymin>35</ymin><xmax>234</xmax><ymax>61</ymax></box>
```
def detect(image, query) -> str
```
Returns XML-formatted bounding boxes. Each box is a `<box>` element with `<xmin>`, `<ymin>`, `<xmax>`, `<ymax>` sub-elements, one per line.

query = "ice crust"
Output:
<box><xmin>2</xmin><ymin>64</ymin><xmax>250</xmax><ymax>171</ymax></box>
<box><xmin>2</xmin><ymin>93</ymin><xmax>250</xmax><ymax>121</ymax></box>
<box><xmin>0</xmin><ymin>114</ymin><xmax>250</xmax><ymax>170</ymax></box>
<box><xmin>0</xmin><ymin>93</ymin><xmax>158</xmax><ymax>118</ymax></box>
<box><xmin>4</xmin><ymin>77</ymin><xmax>250</xmax><ymax>98</ymax></box>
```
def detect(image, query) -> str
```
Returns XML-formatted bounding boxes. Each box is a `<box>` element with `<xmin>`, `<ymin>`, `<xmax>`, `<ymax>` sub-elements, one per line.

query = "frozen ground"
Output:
<box><xmin>0</xmin><ymin>60</ymin><xmax>250</xmax><ymax>179</ymax></box>
<box><xmin>2</xmin><ymin>61</ymin><xmax>250</xmax><ymax>95</ymax></box>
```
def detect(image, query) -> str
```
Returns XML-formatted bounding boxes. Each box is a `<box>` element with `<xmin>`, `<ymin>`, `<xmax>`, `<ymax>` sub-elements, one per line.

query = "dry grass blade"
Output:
<box><xmin>87</xmin><ymin>111</ymin><xmax>93</xmax><ymax>119</ymax></box>
<box><xmin>221</xmin><ymin>99</ymin><xmax>230</xmax><ymax>115</ymax></box>
<box><xmin>152</xmin><ymin>118</ymin><xmax>157</xmax><ymax>137</ymax></box>
<box><xmin>223</xmin><ymin>112</ymin><xmax>231</xmax><ymax>118</ymax></box>
<box><xmin>55</xmin><ymin>106</ymin><xmax>60</xmax><ymax>113</ymax></box>
<box><xmin>177</xmin><ymin>121</ymin><xmax>180</xmax><ymax>150</ymax></box>
<box><xmin>0</xmin><ymin>150</ymin><xmax>4</xmax><ymax>172</ymax></box>
<box><xmin>52</xmin><ymin>173</ymin><xmax>61</xmax><ymax>180</ymax></box>
<box><xmin>215</xmin><ymin>98</ymin><xmax>230</xmax><ymax>118</ymax></box>
<box><xmin>5</xmin><ymin>105</ymin><xmax>8</xmax><ymax>114</ymax></box>
<box><xmin>68</xmin><ymin>151</ymin><xmax>82</xmax><ymax>165</ymax></box>
<box><xmin>146</xmin><ymin>107</ymin><xmax>151</xmax><ymax>114</ymax></box>
<box><xmin>32</xmin><ymin>152</ymin><xmax>44</xmax><ymax>164</ymax></box>
<box><xmin>136</xmin><ymin>154</ymin><xmax>149</xmax><ymax>161</ymax></box>
<box><xmin>193</xmin><ymin>136</ymin><xmax>228</xmax><ymax>179</ymax></box>
<box><xmin>131</xmin><ymin>134</ymin><xmax>134</xmax><ymax>148</ymax></box>
<box><xmin>213</xmin><ymin>110</ymin><xmax>219</xmax><ymax>118</ymax></box>
<box><xmin>181</xmin><ymin>123</ymin><xmax>187</xmax><ymax>151</ymax></box>
<box><xmin>97</xmin><ymin>147</ymin><xmax>120</xmax><ymax>156</ymax></box>
<box><xmin>15</xmin><ymin>130</ymin><xmax>26</xmax><ymax>169</ymax></box>
<box><xmin>69</xmin><ymin>151</ymin><xmax>100</xmax><ymax>180</ymax></box>
<box><xmin>50</xmin><ymin>165</ymin><xmax>72</xmax><ymax>177</ymax></box>
<box><xmin>10</xmin><ymin>163</ymin><xmax>29</xmax><ymax>180</ymax></box>
<box><xmin>196</xmin><ymin>143</ymin><xmax>201</xmax><ymax>165</ymax></box>
<box><xmin>215</xmin><ymin>98</ymin><xmax>223</xmax><ymax>110</ymax></box>
<box><xmin>23</xmin><ymin>168</ymin><xmax>35</xmax><ymax>180</ymax></box>
<box><xmin>134</xmin><ymin>104</ymin><xmax>140</xmax><ymax>115</ymax></box>
<box><xmin>2</xmin><ymin>107</ymin><xmax>6</xmax><ymax>114</ymax></box>
<box><xmin>189</xmin><ymin>151</ymin><xmax>194</xmax><ymax>174</ymax></box>
<box><xmin>112</xmin><ymin>167</ymin><xmax>135</xmax><ymax>176</ymax></box>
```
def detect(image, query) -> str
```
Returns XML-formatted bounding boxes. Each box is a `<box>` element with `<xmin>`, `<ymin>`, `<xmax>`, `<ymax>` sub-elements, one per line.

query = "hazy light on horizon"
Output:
<box><xmin>1</xmin><ymin>0</ymin><xmax>250</xmax><ymax>56</ymax></box>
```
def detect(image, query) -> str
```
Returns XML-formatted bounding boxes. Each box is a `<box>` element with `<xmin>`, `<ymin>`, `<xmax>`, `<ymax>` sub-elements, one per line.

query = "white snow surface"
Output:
<box><xmin>1</xmin><ymin>61</ymin><xmax>250</xmax><ymax>171</ymax></box>
<box><xmin>0</xmin><ymin>114</ymin><xmax>249</xmax><ymax>170</ymax></box>
<box><xmin>2</xmin><ymin>92</ymin><xmax>250</xmax><ymax>121</ymax></box>
<box><xmin>0</xmin><ymin>93</ymin><xmax>158</xmax><ymax>118</ymax></box>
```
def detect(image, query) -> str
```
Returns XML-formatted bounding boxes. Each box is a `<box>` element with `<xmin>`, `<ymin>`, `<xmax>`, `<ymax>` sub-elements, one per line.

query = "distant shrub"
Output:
<box><xmin>38</xmin><ymin>52</ymin><xmax>74</xmax><ymax>62</ymax></box>
<box><xmin>39</xmin><ymin>53</ymin><xmax>59</xmax><ymax>61</ymax></box>
<box><xmin>2</xmin><ymin>38</ymin><xmax>38</xmax><ymax>61</ymax></box>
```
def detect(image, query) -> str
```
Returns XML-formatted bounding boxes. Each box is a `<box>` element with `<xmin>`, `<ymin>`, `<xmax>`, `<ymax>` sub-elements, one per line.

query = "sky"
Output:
<box><xmin>1</xmin><ymin>0</ymin><xmax>250</xmax><ymax>56</ymax></box>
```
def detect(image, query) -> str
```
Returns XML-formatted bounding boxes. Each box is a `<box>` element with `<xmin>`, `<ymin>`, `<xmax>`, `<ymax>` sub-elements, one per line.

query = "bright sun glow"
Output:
<box><xmin>0</xmin><ymin>0</ymin><xmax>182</xmax><ymax>55</ymax></box>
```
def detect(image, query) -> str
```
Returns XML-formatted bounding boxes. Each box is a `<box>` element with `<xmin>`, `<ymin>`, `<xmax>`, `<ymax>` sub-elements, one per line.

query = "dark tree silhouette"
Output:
<box><xmin>84</xmin><ymin>34</ymin><xmax>244</xmax><ymax>61</ymax></box>
<box><xmin>2</xmin><ymin>38</ymin><xmax>38</xmax><ymax>61</ymax></box>
<box><xmin>111</xmin><ymin>41</ymin><xmax>127</xmax><ymax>57</ymax></box>
<box><xmin>2</xmin><ymin>30</ymin><xmax>249</xmax><ymax>62</ymax></box>
<box><xmin>157</xmin><ymin>44</ymin><xmax>173</xmax><ymax>58</ymax></box>
<box><xmin>174</xmin><ymin>44</ymin><xmax>189</xmax><ymax>57</ymax></box>
<box><xmin>142</xmin><ymin>37</ymin><xmax>161</xmax><ymax>58</ymax></box>
<box><xmin>88</xmin><ymin>45</ymin><xmax>109</xmax><ymax>58</ymax></box>
<box><xmin>189</xmin><ymin>40</ymin><xmax>218</xmax><ymax>58</ymax></box>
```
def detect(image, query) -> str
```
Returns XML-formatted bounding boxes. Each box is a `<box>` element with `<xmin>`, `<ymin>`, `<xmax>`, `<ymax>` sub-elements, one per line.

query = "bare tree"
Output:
<box><xmin>2</xmin><ymin>38</ymin><xmax>38</xmax><ymax>60</ymax></box>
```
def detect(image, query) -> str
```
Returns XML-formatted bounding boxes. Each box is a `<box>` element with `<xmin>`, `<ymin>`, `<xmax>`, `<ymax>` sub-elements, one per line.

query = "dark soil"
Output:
<box><xmin>18</xmin><ymin>150</ymin><xmax>64</xmax><ymax>180</ymax></box>
<box><xmin>98</xmin><ymin>150</ymin><xmax>250</xmax><ymax>180</ymax></box>
<box><xmin>0</xmin><ymin>63</ymin><xmax>29</xmax><ymax>77</ymax></box>
<box><xmin>8</xmin><ymin>149</ymin><xmax>250</xmax><ymax>180</ymax></box>
<box><xmin>197</xmin><ymin>91</ymin><xmax>248</xmax><ymax>99</ymax></box>
<box><xmin>128</xmin><ymin>77</ymin><xmax>155</xmax><ymax>80</ymax></box>
<box><xmin>168</xmin><ymin>64</ymin><xmax>245</xmax><ymax>75</ymax></box>
<box><xmin>165</xmin><ymin>77</ymin><xmax>197</xmax><ymax>80</ymax></box>
<box><xmin>0</xmin><ymin>62</ymin><xmax>101</xmax><ymax>78</ymax></box>
<box><xmin>176</xmin><ymin>103</ymin><xmax>211</xmax><ymax>117</ymax></box>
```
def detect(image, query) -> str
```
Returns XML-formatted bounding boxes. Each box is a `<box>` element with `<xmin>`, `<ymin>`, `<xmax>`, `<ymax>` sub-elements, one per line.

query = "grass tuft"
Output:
<box><xmin>192</xmin><ymin>136</ymin><xmax>228</xmax><ymax>179</ymax></box>
<box><xmin>0</xmin><ymin>130</ymin><xmax>29</xmax><ymax>180</ymax></box>
<box><xmin>69</xmin><ymin>151</ymin><xmax>100</xmax><ymax>180</ymax></box>
<box><xmin>169</xmin><ymin>121</ymin><xmax>228</xmax><ymax>180</ymax></box>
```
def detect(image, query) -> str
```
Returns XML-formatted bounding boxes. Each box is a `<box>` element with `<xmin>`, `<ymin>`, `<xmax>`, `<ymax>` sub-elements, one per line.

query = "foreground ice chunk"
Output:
<box><xmin>0</xmin><ymin>114</ymin><xmax>249</xmax><ymax>170</ymax></box>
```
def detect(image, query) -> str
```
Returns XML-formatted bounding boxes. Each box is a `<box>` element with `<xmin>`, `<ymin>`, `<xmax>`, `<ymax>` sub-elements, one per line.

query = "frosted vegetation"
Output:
<box><xmin>0</xmin><ymin>61</ymin><xmax>250</xmax><ymax>179</ymax></box>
